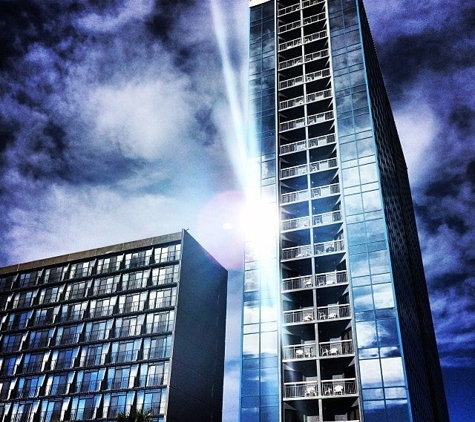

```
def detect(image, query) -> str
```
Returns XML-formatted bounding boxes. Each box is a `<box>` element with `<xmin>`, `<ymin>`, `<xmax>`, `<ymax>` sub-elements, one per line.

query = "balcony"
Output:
<box><xmin>315</xmin><ymin>270</ymin><xmax>347</xmax><ymax>287</ymax></box>
<box><xmin>316</xmin><ymin>304</ymin><xmax>351</xmax><ymax>321</ymax></box>
<box><xmin>282</xmin><ymin>244</ymin><xmax>313</xmax><ymax>260</ymax></box>
<box><xmin>279</xmin><ymin>133</ymin><xmax>335</xmax><ymax>156</ymax></box>
<box><xmin>279</xmin><ymin>110</ymin><xmax>333</xmax><ymax>132</ymax></box>
<box><xmin>314</xmin><ymin>239</ymin><xmax>345</xmax><ymax>255</ymax></box>
<box><xmin>279</xmin><ymin>89</ymin><xmax>332</xmax><ymax>111</ymax></box>
<box><xmin>322</xmin><ymin>378</ymin><xmax>358</xmax><ymax>396</ymax></box>
<box><xmin>282</xmin><ymin>271</ymin><xmax>346</xmax><ymax>292</ymax></box>
<box><xmin>305</xmin><ymin>48</ymin><xmax>329</xmax><ymax>64</ymax></box>
<box><xmin>283</xmin><ymin>343</ymin><xmax>317</xmax><ymax>360</ymax></box>
<box><xmin>284</xmin><ymin>378</ymin><xmax>357</xmax><ymax>399</ymax></box>
<box><xmin>279</xmin><ymin>37</ymin><xmax>302</xmax><ymax>52</ymax></box>
<box><xmin>320</xmin><ymin>339</ymin><xmax>354</xmax><ymax>357</ymax></box>
<box><xmin>279</xmin><ymin>56</ymin><xmax>304</xmax><ymax>71</ymax></box>
<box><xmin>278</xmin><ymin>0</ymin><xmax>325</xmax><ymax>17</ymax></box>
<box><xmin>306</xmin><ymin>68</ymin><xmax>331</xmax><ymax>83</ymax></box>
<box><xmin>283</xmin><ymin>307</ymin><xmax>315</xmax><ymax>324</ymax></box>
<box><xmin>281</xmin><ymin>188</ymin><xmax>310</xmax><ymax>204</ymax></box>
<box><xmin>281</xmin><ymin>157</ymin><xmax>337</xmax><ymax>179</ymax></box>
<box><xmin>311</xmin><ymin>182</ymin><xmax>340</xmax><ymax>199</ymax></box>
<box><xmin>279</xmin><ymin>30</ymin><xmax>327</xmax><ymax>53</ymax></box>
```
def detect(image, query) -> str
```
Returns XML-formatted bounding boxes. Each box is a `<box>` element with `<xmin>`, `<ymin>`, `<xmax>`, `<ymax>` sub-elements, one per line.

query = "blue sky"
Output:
<box><xmin>0</xmin><ymin>0</ymin><xmax>474</xmax><ymax>420</ymax></box>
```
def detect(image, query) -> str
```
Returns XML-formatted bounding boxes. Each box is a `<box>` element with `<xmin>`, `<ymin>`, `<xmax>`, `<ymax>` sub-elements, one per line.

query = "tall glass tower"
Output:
<box><xmin>240</xmin><ymin>1</ymin><xmax>449</xmax><ymax>422</ymax></box>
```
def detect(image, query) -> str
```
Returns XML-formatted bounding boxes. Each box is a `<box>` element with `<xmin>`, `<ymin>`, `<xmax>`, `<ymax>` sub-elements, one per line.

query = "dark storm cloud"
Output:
<box><xmin>364</xmin><ymin>0</ymin><xmax>475</xmax><ymax>367</ymax></box>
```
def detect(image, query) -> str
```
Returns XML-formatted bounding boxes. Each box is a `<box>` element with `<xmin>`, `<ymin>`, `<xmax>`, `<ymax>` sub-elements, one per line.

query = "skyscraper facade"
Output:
<box><xmin>241</xmin><ymin>1</ymin><xmax>449</xmax><ymax>422</ymax></box>
<box><xmin>0</xmin><ymin>231</ymin><xmax>227</xmax><ymax>422</ymax></box>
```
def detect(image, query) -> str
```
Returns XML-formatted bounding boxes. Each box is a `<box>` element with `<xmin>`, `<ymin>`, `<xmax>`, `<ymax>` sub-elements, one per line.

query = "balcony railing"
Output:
<box><xmin>305</xmin><ymin>48</ymin><xmax>329</xmax><ymax>63</ymax></box>
<box><xmin>284</xmin><ymin>378</ymin><xmax>357</xmax><ymax>399</ymax></box>
<box><xmin>279</xmin><ymin>110</ymin><xmax>333</xmax><ymax>132</ymax></box>
<box><xmin>280</xmin><ymin>157</ymin><xmax>337</xmax><ymax>179</ymax></box>
<box><xmin>279</xmin><ymin>89</ymin><xmax>332</xmax><ymax>111</ymax></box>
<box><xmin>279</xmin><ymin>29</ymin><xmax>327</xmax><ymax>53</ymax></box>
<box><xmin>314</xmin><ymin>239</ymin><xmax>345</xmax><ymax>255</ymax></box>
<box><xmin>278</xmin><ymin>0</ymin><xmax>325</xmax><ymax>17</ymax></box>
<box><xmin>320</xmin><ymin>339</ymin><xmax>354</xmax><ymax>357</ymax></box>
<box><xmin>282</xmin><ymin>271</ymin><xmax>347</xmax><ymax>292</ymax></box>
<box><xmin>282</xmin><ymin>244</ymin><xmax>313</xmax><ymax>260</ymax></box>
<box><xmin>279</xmin><ymin>56</ymin><xmax>303</xmax><ymax>71</ymax></box>
<box><xmin>279</xmin><ymin>37</ymin><xmax>302</xmax><ymax>52</ymax></box>
<box><xmin>282</xmin><ymin>275</ymin><xmax>313</xmax><ymax>291</ymax></box>
<box><xmin>316</xmin><ymin>270</ymin><xmax>347</xmax><ymax>287</ymax></box>
<box><xmin>283</xmin><ymin>307</ymin><xmax>315</xmax><ymax>324</ymax></box>
<box><xmin>321</xmin><ymin>378</ymin><xmax>358</xmax><ymax>396</ymax></box>
<box><xmin>282</xmin><ymin>240</ymin><xmax>343</xmax><ymax>261</ymax></box>
<box><xmin>279</xmin><ymin>133</ymin><xmax>335</xmax><ymax>155</ymax></box>
<box><xmin>316</xmin><ymin>304</ymin><xmax>351</xmax><ymax>320</ymax></box>
<box><xmin>311</xmin><ymin>182</ymin><xmax>340</xmax><ymax>199</ymax></box>
<box><xmin>282</xmin><ymin>216</ymin><xmax>311</xmax><ymax>231</ymax></box>
<box><xmin>283</xmin><ymin>343</ymin><xmax>316</xmax><ymax>360</ymax></box>
<box><xmin>281</xmin><ymin>189</ymin><xmax>310</xmax><ymax>204</ymax></box>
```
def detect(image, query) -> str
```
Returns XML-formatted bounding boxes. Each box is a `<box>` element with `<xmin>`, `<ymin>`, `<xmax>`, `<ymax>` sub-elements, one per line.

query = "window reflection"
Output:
<box><xmin>360</xmin><ymin>359</ymin><xmax>382</xmax><ymax>388</ymax></box>
<box><xmin>356</xmin><ymin>321</ymin><xmax>377</xmax><ymax>348</ymax></box>
<box><xmin>381</xmin><ymin>357</ymin><xmax>405</xmax><ymax>387</ymax></box>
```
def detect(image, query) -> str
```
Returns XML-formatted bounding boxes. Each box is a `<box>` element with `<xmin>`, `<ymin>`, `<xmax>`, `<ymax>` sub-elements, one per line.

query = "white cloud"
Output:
<box><xmin>76</xmin><ymin>0</ymin><xmax>155</xmax><ymax>33</ymax></box>
<box><xmin>393</xmin><ymin>94</ymin><xmax>440</xmax><ymax>186</ymax></box>
<box><xmin>88</xmin><ymin>77</ymin><xmax>195</xmax><ymax>160</ymax></box>
<box><xmin>5</xmin><ymin>184</ymin><xmax>195</xmax><ymax>264</ymax></box>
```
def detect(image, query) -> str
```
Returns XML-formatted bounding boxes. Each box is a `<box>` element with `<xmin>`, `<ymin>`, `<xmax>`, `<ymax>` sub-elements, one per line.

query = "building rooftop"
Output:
<box><xmin>0</xmin><ymin>231</ymin><xmax>182</xmax><ymax>275</ymax></box>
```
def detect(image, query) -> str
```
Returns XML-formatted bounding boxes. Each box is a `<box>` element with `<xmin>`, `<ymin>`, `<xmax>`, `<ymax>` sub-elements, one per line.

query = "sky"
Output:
<box><xmin>0</xmin><ymin>0</ymin><xmax>474</xmax><ymax>420</ymax></box>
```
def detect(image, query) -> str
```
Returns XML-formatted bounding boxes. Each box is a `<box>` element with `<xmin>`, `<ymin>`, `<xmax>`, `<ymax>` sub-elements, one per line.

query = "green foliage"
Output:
<box><xmin>116</xmin><ymin>408</ymin><xmax>152</xmax><ymax>422</ymax></box>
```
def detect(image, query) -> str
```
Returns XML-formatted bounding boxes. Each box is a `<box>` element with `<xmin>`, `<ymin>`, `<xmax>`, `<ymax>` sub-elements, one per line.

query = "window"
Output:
<box><xmin>12</xmin><ymin>402</ymin><xmax>34</xmax><ymax>422</ymax></box>
<box><xmin>53</xmin><ymin>348</ymin><xmax>75</xmax><ymax>370</ymax></box>
<box><xmin>151</xmin><ymin>265</ymin><xmax>179</xmax><ymax>286</ymax></box>
<box><xmin>69</xmin><ymin>261</ymin><xmax>93</xmax><ymax>279</ymax></box>
<box><xmin>108</xmin><ymin>393</ymin><xmax>127</xmax><ymax>417</ymax></box>
<box><xmin>143</xmin><ymin>389</ymin><xmax>164</xmax><ymax>416</ymax></box>
<box><xmin>71</xmin><ymin>396</ymin><xmax>96</xmax><ymax>421</ymax></box>
<box><xmin>154</xmin><ymin>244</ymin><xmax>181</xmax><ymax>263</ymax></box>
<box><xmin>146</xmin><ymin>311</ymin><xmax>174</xmax><ymax>334</ymax></box>
<box><xmin>23</xmin><ymin>352</ymin><xmax>45</xmax><ymax>373</ymax></box>
<box><xmin>67</xmin><ymin>281</ymin><xmax>88</xmax><ymax>300</ymax></box>
<box><xmin>18</xmin><ymin>271</ymin><xmax>39</xmax><ymax>287</ymax></box>
<box><xmin>18</xmin><ymin>376</ymin><xmax>42</xmax><ymax>398</ymax></box>
<box><xmin>87</xmin><ymin>321</ymin><xmax>108</xmax><ymax>342</ymax></box>
<box><xmin>96</xmin><ymin>255</ymin><xmax>122</xmax><ymax>274</ymax></box>
<box><xmin>116</xmin><ymin>316</ymin><xmax>142</xmax><ymax>338</ymax></box>
<box><xmin>124</xmin><ymin>249</ymin><xmax>152</xmax><ymax>269</ymax></box>
<box><xmin>48</xmin><ymin>374</ymin><xmax>69</xmax><ymax>395</ymax></box>
<box><xmin>144</xmin><ymin>336</ymin><xmax>172</xmax><ymax>360</ymax></box>
<box><xmin>110</xmin><ymin>340</ymin><xmax>140</xmax><ymax>364</ymax></box>
<box><xmin>57</xmin><ymin>324</ymin><xmax>82</xmax><ymax>346</ymax></box>
<box><xmin>14</xmin><ymin>291</ymin><xmax>34</xmax><ymax>308</ymax></box>
<box><xmin>92</xmin><ymin>297</ymin><xmax>115</xmax><ymax>318</ymax></box>
<box><xmin>93</xmin><ymin>276</ymin><xmax>117</xmax><ymax>296</ymax></box>
<box><xmin>38</xmin><ymin>286</ymin><xmax>60</xmax><ymax>304</ymax></box>
<box><xmin>40</xmin><ymin>400</ymin><xmax>63</xmax><ymax>422</ymax></box>
<box><xmin>7</xmin><ymin>311</ymin><xmax>31</xmax><ymax>329</ymax></box>
<box><xmin>145</xmin><ymin>362</ymin><xmax>169</xmax><ymax>387</ymax></box>
<box><xmin>2</xmin><ymin>333</ymin><xmax>23</xmax><ymax>353</ymax></box>
<box><xmin>34</xmin><ymin>307</ymin><xmax>56</xmax><ymax>326</ymax></box>
<box><xmin>109</xmin><ymin>366</ymin><xmax>132</xmax><ymax>390</ymax></box>
<box><xmin>44</xmin><ymin>266</ymin><xmax>64</xmax><ymax>283</ymax></box>
<box><xmin>83</xmin><ymin>344</ymin><xmax>105</xmax><ymax>367</ymax></box>
<box><xmin>148</xmin><ymin>288</ymin><xmax>176</xmax><ymax>309</ymax></box>
<box><xmin>123</xmin><ymin>270</ymin><xmax>149</xmax><ymax>290</ymax></box>
<box><xmin>1</xmin><ymin>356</ymin><xmax>19</xmax><ymax>375</ymax></box>
<box><xmin>78</xmin><ymin>369</ymin><xmax>103</xmax><ymax>392</ymax></box>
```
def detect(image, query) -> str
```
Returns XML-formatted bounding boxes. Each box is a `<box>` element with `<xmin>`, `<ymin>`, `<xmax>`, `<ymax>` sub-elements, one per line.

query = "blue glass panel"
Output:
<box><xmin>260</xmin><ymin>405</ymin><xmax>278</xmax><ymax>422</ymax></box>
<box><xmin>363</xmin><ymin>400</ymin><xmax>387</xmax><ymax>422</ymax></box>
<box><xmin>360</xmin><ymin>359</ymin><xmax>382</xmax><ymax>388</ymax></box>
<box><xmin>381</xmin><ymin>357</ymin><xmax>405</xmax><ymax>387</ymax></box>
<box><xmin>386</xmin><ymin>399</ymin><xmax>410</xmax><ymax>420</ymax></box>
<box><xmin>356</xmin><ymin>321</ymin><xmax>377</xmax><ymax>348</ymax></box>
